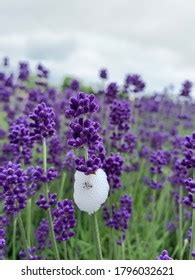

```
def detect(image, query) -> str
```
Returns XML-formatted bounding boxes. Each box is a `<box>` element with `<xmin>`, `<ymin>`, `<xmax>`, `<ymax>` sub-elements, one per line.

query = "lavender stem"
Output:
<box><xmin>179</xmin><ymin>186</ymin><xmax>183</xmax><ymax>260</ymax></box>
<box><xmin>18</xmin><ymin>213</ymin><xmax>29</xmax><ymax>256</ymax></box>
<box><xmin>43</xmin><ymin>138</ymin><xmax>60</xmax><ymax>260</ymax></box>
<box><xmin>12</xmin><ymin>217</ymin><xmax>17</xmax><ymax>260</ymax></box>
<box><xmin>27</xmin><ymin>198</ymin><xmax>32</xmax><ymax>247</ymax></box>
<box><xmin>93</xmin><ymin>212</ymin><xmax>103</xmax><ymax>260</ymax></box>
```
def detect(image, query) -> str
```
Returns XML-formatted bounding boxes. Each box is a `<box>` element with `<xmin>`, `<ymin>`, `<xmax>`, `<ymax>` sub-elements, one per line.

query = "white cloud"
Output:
<box><xmin>0</xmin><ymin>0</ymin><xmax>195</xmax><ymax>92</ymax></box>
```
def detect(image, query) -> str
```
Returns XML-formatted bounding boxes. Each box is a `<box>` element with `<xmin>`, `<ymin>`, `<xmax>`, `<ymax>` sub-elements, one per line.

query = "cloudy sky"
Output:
<box><xmin>0</xmin><ymin>0</ymin><xmax>195</xmax><ymax>92</ymax></box>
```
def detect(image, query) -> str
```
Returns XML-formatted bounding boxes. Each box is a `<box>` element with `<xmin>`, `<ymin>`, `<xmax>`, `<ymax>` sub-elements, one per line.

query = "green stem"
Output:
<box><xmin>27</xmin><ymin>199</ymin><xmax>32</xmax><ymax>247</ymax></box>
<box><xmin>127</xmin><ymin>231</ymin><xmax>132</xmax><ymax>259</ymax></box>
<box><xmin>84</xmin><ymin>146</ymin><xmax>103</xmax><ymax>259</ymax></box>
<box><xmin>181</xmin><ymin>239</ymin><xmax>188</xmax><ymax>259</ymax></box>
<box><xmin>109</xmin><ymin>229</ymin><xmax>114</xmax><ymax>259</ymax></box>
<box><xmin>59</xmin><ymin>172</ymin><xmax>67</xmax><ymax>200</ymax></box>
<box><xmin>75</xmin><ymin>210</ymin><xmax>81</xmax><ymax>259</ymax></box>
<box><xmin>12</xmin><ymin>217</ymin><xmax>17</xmax><ymax>260</ymax></box>
<box><xmin>179</xmin><ymin>186</ymin><xmax>183</xmax><ymax>260</ymax></box>
<box><xmin>121</xmin><ymin>242</ymin><xmax>125</xmax><ymax>260</ymax></box>
<box><xmin>190</xmin><ymin>198</ymin><xmax>195</xmax><ymax>259</ymax></box>
<box><xmin>18</xmin><ymin>213</ymin><xmax>29</xmax><ymax>256</ymax></box>
<box><xmin>152</xmin><ymin>190</ymin><xmax>156</xmax><ymax>222</ymax></box>
<box><xmin>134</xmin><ymin>159</ymin><xmax>145</xmax><ymax>200</ymax></box>
<box><xmin>152</xmin><ymin>190</ymin><xmax>156</xmax><ymax>257</ymax></box>
<box><xmin>63</xmin><ymin>242</ymin><xmax>68</xmax><ymax>260</ymax></box>
<box><xmin>93</xmin><ymin>212</ymin><xmax>103</xmax><ymax>260</ymax></box>
<box><xmin>43</xmin><ymin>138</ymin><xmax>60</xmax><ymax>260</ymax></box>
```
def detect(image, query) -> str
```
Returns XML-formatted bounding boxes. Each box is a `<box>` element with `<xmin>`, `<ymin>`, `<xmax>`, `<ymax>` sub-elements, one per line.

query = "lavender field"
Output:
<box><xmin>0</xmin><ymin>58</ymin><xmax>195</xmax><ymax>260</ymax></box>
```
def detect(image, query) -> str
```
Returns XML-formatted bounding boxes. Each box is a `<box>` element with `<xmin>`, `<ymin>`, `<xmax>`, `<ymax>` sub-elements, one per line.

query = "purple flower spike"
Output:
<box><xmin>103</xmin><ymin>154</ymin><xmax>124</xmax><ymax>190</ymax></box>
<box><xmin>105</xmin><ymin>82</ymin><xmax>119</xmax><ymax>104</ymax></box>
<box><xmin>103</xmin><ymin>194</ymin><xmax>133</xmax><ymax>245</ymax></box>
<box><xmin>66</xmin><ymin>91</ymin><xmax>106</xmax><ymax>175</ymax></box>
<box><xmin>180</xmin><ymin>80</ymin><xmax>193</xmax><ymax>97</ymax></box>
<box><xmin>19</xmin><ymin>247</ymin><xmax>40</xmax><ymax>260</ymax></box>
<box><xmin>9</xmin><ymin>117</ymin><xmax>33</xmax><ymax>164</ymax></box>
<box><xmin>0</xmin><ymin>162</ymin><xmax>28</xmax><ymax>215</ymax></box>
<box><xmin>63</xmin><ymin>150</ymin><xmax>76</xmax><ymax>172</ymax></box>
<box><xmin>18</xmin><ymin>61</ymin><xmax>30</xmax><ymax>81</ymax></box>
<box><xmin>99</xmin><ymin>68</ymin><xmax>108</xmax><ymax>80</ymax></box>
<box><xmin>53</xmin><ymin>199</ymin><xmax>76</xmax><ymax>241</ymax></box>
<box><xmin>70</xmin><ymin>79</ymin><xmax>80</xmax><ymax>91</ymax></box>
<box><xmin>35</xmin><ymin>219</ymin><xmax>49</xmax><ymax>250</ymax></box>
<box><xmin>29</xmin><ymin>102</ymin><xmax>56</xmax><ymax>140</ymax></box>
<box><xmin>0</xmin><ymin>224</ymin><xmax>6</xmax><ymax>259</ymax></box>
<box><xmin>157</xmin><ymin>250</ymin><xmax>173</xmax><ymax>260</ymax></box>
<box><xmin>75</xmin><ymin>155</ymin><xmax>102</xmax><ymax>175</ymax></box>
<box><xmin>124</xmin><ymin>74</ymin><xmax>145</xmax><ymax>93</ymax></box>
<box><xmin>68</xmin><ymin>118</ymin><xmax>101</xmax><ymax>148</ymax></box>
<box><xmin>65</xmin><ymin>92</ymin><xmax>99</xmax><ymax>118</ymax></box>
<box><xmin>109</xmin><ymin>99</ymin><xmax>131</xmax><ymax>131</ymax></box>
<box><xmin>3</xmin><ymin>56</ymin><xmax>9</xmax><ymax>67</ymax></box>
<box><xmin>36</xmin><ymin>192</ymin><xmax>57</xmax><ymax>210</ymax></box>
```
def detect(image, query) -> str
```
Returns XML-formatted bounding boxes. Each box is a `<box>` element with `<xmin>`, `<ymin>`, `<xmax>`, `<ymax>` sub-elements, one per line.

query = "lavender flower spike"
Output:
<box><xmin>157</xmin><ymin>250</ymin><xmax>173</xmax><ymax>260</ymax></box>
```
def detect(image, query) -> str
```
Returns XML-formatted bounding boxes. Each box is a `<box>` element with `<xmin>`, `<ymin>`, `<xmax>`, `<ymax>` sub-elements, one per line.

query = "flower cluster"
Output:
<box><xmin>0</xmin><ymin>216</ymin><xmax>7</xmax><ymax>260</ymax></box>
<box><xmin>103</xmin><ymin>195</ymin><xmax>133</xmax><ymax>244</ymax></box>
<box><xmin>157</xmin><ymin>250</ymin><xmax>173</xmax><ymax>260</ymax></box>
<box><xmin>0</xmin><ymin>72</ymin><xmax>13</xmax><ymax>103</ymax></box>
<box><xmin>143</xmin><ymin>150</ymin><xmax>171</xmax><ymax>191</ymax></box>
<box><xmin>25</xmin><ymin>166</ymin><xmax>51</xmax><ymax>196</ymax></box>
<box><xmin>103</xmin><ymin>154</ymin><xmax>124</xmax><ymax>190</ymax></box>
<box><xmin>181</xmin><ymin>133</ymin><xmax>195</xmax><ymax>212</ymax></box>
<box><xmin>184</xmin><ymin>132</ymin><xmax>195</xmax><ymax>149</ymax></box>
<box><xmin>48</xmin><ymin>136</ymin><xmax>65</xmax><ymax>170</ymax></box>
<box><xmin>149</xmin><ymin>150</ymin><xmax>171</xmax><ymax>174</ymax></box>
<box><xmin>9</xmin><ymin>117</ymin><xmax>33</xmax><ymax>164</ymax></box>
<box><xmin>181</xmin><ymin>133</ymin><xmax>195</xmax><ymax>169</ymax></box>
<box><xmin>53</xmin><ymin>199</ymin><xmax>76</xmax><ymax>241</ymax></box>
<box><xmin>144</xmin><ymin>177</ymin><xmax>164</xmax><ymax>190</ymax></box>
<box><xmin>35</xmin><ymin>219</ymin><xmax>49</xmax><ymax>250</ymax></box>
<box><xmin>65</xmin><ymin>92</ymin><xmax>99</xmax><ymax>118</ymax></box>
<box><xmin>109</xmin><ymin>99</ymin><xmax>131</xmax><ymax>131</ymax></box>
<box><xmin>37</xmin><ymin>64</ymin><xmax>49</xmax><ymax>79</ymax></box>
<box><xmin>18</xmin><ymin>61</ymin><xmax>30</xmax><ymax>81</ymax></box>
<box><xmin>105</xmin><ymin>82</ymin><xmax>119</xmax><ymax>104</ymax></box>
<box><xmin>66</xmin><ymin>92</ymin><xmax>105</xmax><ymax>175</ymax></box>
<box><xmin>182</xmin><ymin>178</ymin><xmax>195</xmax><ymax>209</ymax></box>
<box><xmin>75</xmin><ymin>155</ymin><xmax>102</xmax><ymax>175</ymax></box>
<box><xmin>63</xmin><ymin>150</ymin><xmax>76</xmax><ymax>172</ymax></box>
<box><xmin>169</xmin><ymin>159</ymin><xmax>187</xmax><ymax>188</ymax></box>
<box><xmin>180</xmin><ymin>80</ymin><xmax>193</xmax><ymax>97</ymax></box>
<box><xmin>99</xmin><ymin>68</ymin><xmax>108</xmax><ymax>80</ymax></box>
<box><xmin>29</xmin><ymin>102</ymin><xmax>56</xmax><ymax>140</ymax></box>
<box><xmin>36</xmin><ymin>192</ymin><xmax>57</xmax><ymax>210</ymax></box>
<box><xmin>118</xmin><ymin>132</ymin><xmax>137</xmax><ymax>154</ymax></box>
<box><xmin>124</xmin><ymin>74</ymin><xmax>145</xmax><ymax>93</ymax></box>
<box><xmin>70</xmin><ymin>79</ymin><xmax>80</xmax><ymax>91</ymax></box>
<box><xmin>68</xmin><ymin>118</ymin><xmax>101</xmax><ymax>148</ymax></box>
<box><xmin>3</xmin><ymin>56</ymin><xmax>9</xmax><ymax>67</ymax></box>
<box><xmin>0</xmin><ymin>162</ymin><xmax>28</xmax><ymax>215</ymax></box>
<box><xmin>25</xmin><ymin>166</ymin><xmax>58</xmax><ymax>191</ymax></box>
<box><xmin>183</xmin><ymin>192</ymin><xmax>195</xmax><ymax>209</ymax></box>
<box><xmin>19</xmin><ymin>247</ymin><xmax>40</xmax><ymax>260</ymax></box>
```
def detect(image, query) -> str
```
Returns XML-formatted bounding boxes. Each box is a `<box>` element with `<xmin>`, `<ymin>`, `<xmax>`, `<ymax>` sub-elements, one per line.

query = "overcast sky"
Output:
<box><xmin>0</xmin><ymin>0</ymin><xmax>195</xmax><ymax>92</ymax></box>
